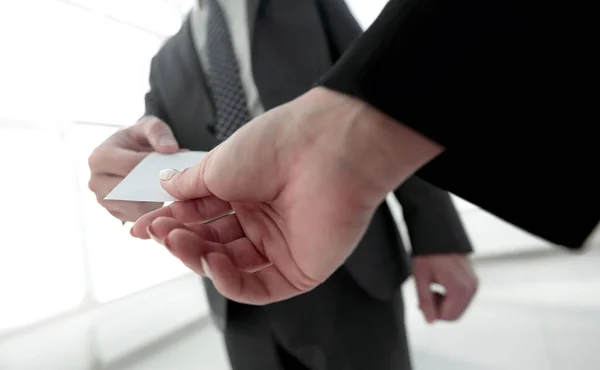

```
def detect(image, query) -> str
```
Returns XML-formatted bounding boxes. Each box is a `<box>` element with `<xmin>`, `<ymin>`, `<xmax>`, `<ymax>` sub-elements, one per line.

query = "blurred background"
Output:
<box><xmin>0</xmin><ymin>0</ymin><xmax>598</xmax><ymax>369</ymax></box>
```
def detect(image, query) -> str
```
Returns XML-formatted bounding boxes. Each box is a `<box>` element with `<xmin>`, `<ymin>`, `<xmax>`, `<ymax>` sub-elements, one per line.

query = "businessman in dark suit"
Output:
<box><xmin>90</xmin><ymin>1</ymin><xmax>477</xmax><ymax>369</ymax></box>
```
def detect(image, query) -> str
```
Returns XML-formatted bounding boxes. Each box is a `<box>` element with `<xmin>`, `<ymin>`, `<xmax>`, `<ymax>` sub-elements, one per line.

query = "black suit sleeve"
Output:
<box><xmin>143</xmin><ymin>56</ymin><xmax>170</xmax><ymax>123</ymax></box>
<box><xmin>394</xmin><ymin>177</ymin><xmax>472</xmax><ymax>256</ymax></box>
<box><xmin>319</xmin><ymin>0</ymin><xmax>598</xmax><ymax>248</ymax></box>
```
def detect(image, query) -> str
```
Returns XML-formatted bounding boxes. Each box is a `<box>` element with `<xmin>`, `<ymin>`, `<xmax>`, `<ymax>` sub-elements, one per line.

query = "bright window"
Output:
<box><xmin>0</xmin><ymin>123</ymin><xmax>87</xmax><ymax>332</ymax></box>
<box><xmin>0</xmin><ymin>0</ymin><xmax>192</xmax><ymax>333</ymax></box>
<box><xmin>0</xmin><ymin>0</ymin><xmax>163</xmax><ymax>124</ymax></box>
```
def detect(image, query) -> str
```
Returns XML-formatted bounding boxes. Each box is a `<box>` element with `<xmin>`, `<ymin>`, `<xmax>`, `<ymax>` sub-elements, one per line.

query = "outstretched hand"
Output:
<box><xmin>88</xmin><ymin>115</ymin><xmax>180</xmax><ymax>222</ymax></box>
<box><xmin>130</xmin><ymin>88</ymin><xmax>442</xmax><ymax>304</ymax></box>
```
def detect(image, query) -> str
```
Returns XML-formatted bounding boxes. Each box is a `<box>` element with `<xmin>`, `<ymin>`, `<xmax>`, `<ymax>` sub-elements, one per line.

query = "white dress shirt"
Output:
<box><xmin>190</xmin><ymin>0</ymin><xmax>264</xmax><ymax>118</ymax></box>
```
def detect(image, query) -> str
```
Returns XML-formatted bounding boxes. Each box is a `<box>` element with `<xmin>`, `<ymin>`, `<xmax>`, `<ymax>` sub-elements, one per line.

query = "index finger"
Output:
<box><xmin>438</xmin><ymin>277</ymin><xmax>476</xmax><ymax>321</ymax></box>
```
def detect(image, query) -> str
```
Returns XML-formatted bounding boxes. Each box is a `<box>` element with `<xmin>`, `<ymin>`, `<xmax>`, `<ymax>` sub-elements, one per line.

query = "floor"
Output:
<box><xmin>117</xmin><ymin>247</ymin><xmax>600</xmax><ymax>370</ymax></box>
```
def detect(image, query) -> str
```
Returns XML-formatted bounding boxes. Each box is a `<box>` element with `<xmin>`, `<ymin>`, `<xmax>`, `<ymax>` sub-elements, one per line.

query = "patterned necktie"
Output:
<box><xmin>205</xmin><ymin>0</ymin><xmax>251</xmax><ymax>141</ymax></box>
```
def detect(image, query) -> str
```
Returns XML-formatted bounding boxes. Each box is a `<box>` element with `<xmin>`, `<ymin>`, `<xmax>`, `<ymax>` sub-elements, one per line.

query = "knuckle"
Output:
<box><xmin>145</xmin><ymin>116</ymin><xmax>161</xmax><ymax>129</ymax></box>
<box><xmin>472</xmin><ymin>276</ymin><xmax>480</xmax><ymax>289</ymax></box>
<box><xmin>89</xmin><ymin>143</ymin><xmax>118</xmax><ymax>170</ymax></box>
<box><xmin>469</xmin><ymin>281</ymin><xmax>478</xmax><ymax>294</ymax></box>
<box><xmin>88</xmin><ymin>177</ymin><xmax>98</xmax><ymax>192</ymax></box>
<box><xmin>143</xmin><ymin>117</ymin><xmax>167</xmax><ymax>137</ymax></box>
<box><xmin>89</xmin><ymin>133</ymin><xmax>123</xmax><ymax>169</ymax></box>
<box><xmin>171</xmin><ymin>169</ymin><xmax>189</xmax><ymax>198</ymax></box>
<box><xmin>96</xmin><ymin>194</ymin><xmax>109</xmax><ymax>207</ymax></box>
<box><xmin>88</xmin><ymin>149</ymin><xmax>101</xmax><ymax>170</ymax></box>
<box><xmin>108</xmin><ymin>210</ymin><xmax>123</xmax><ymax>220</ymax></box>
<box><xmin>136</xmin><ymin>115</ymin><xmax>156</xmax><ymax>126</ymax></box>
<box><xmin>457</xmin><ymin>283</ymin><xmax>470</xmax><ymax>296</ymax></box>
<box><xmin>458</xmin><ymin>281</ymin><xmax>476</xmax><ymax>297</ymax></box>
<box><xmin>464</xmin><ymin>277</ymin><xmax>478</xmax><ymax>294</ymax></box>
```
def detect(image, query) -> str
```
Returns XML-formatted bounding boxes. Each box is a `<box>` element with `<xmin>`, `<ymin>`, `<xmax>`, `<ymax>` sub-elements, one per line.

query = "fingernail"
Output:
<box><xmin>201</xmin><ymin>257</ymin><xmax>212</xmax><ymax>280</ymax></box>
<box><xmin>146</xmin><ymin>225</ymin><xmax>158</xmax><ymax>242</ymax></box>
<box><xmin>130</xmin><ymin>227</ymin><xmax>135</xmax><ymax>237</ymax></box>
<box><xmin>158</xmin><ymin>135</ymin><xmax>177</xmax><ymax>148</ymax></box>
<box><xmin>159</xmin><ymin>168</ymin><xmax>179</xmax><ymax>181</ymax></box>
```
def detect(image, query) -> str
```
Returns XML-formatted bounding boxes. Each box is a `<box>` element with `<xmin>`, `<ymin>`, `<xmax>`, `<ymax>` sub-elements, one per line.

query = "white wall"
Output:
<box><xmin>0</xmin><ymin>0</ymin><xmax>195</xmax><ymax>338</ymax></box>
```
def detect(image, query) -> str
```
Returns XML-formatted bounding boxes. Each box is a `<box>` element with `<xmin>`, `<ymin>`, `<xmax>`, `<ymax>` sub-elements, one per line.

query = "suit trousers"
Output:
<box><xmin>223</xmin><ymin>268</ymin><xmax>412</xmax><ymax>370</ymax></box>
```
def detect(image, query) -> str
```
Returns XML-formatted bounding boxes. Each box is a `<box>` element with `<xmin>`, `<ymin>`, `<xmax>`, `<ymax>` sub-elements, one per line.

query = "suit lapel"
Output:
<box><xmin>174</xmin><ymin>16</ymin><xmax>220</xmax><ymax>150</ymax></box>
<box><xmin>246</xmin><ymin>0</ymin><xmax>262</xmax><ymax>46</ymax></box>
<box><xmin>317</xmin><ymin>0</ymin><xmax>363</xmax><ymax>54</ymax></box>
<box><xmin>251</xmin><ymin>0</ymin><xmax>333</xmax><ymax>110</ymax></box>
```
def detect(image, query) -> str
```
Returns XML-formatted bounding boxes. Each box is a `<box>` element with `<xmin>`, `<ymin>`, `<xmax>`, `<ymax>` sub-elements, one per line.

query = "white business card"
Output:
<box><xmin>104</xmin><ymin>151</ymin><xmax>208</xmax><ymax>202</ymax></box>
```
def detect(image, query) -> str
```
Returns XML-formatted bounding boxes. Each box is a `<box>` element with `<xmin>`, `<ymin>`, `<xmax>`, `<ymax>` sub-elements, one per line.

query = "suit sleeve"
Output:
<box><xmin>143</xmin><ymin>56</ymin><xmax>169</xmax><ymax>122</ymax></box>
<box><xmin>395</xmin><ymin>177</ymin><xmax>472</xmax><ymax>256</ymax></box>
<box><xmin>319</xmin><ymin>0</ymin><xmax>598</xmax><ymax>249</ymax></box>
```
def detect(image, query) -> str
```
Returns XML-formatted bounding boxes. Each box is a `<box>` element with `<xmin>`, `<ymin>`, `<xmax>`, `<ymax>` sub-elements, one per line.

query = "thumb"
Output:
<box><xmin>415</xmin><ymin>274</ymin><xmax>437</xmax><ymax>323</ymax></box>
<box><xmin>159</xmin><ymin>151</ymin><xmax>213</xmax><ymax>200</ymax></box>
<box><xmin>136</xmin><ymin>116</ymin><xmax>179</xmax><ymax>153</ymax></box>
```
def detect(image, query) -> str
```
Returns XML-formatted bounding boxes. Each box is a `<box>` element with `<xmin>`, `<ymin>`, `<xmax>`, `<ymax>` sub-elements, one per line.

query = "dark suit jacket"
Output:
<box><xmin>320</xmin><ymin>0</ymin><xmax>599</xmax><ymax>248</ymax></box>
<box><xmin>145</xmin><ymin>0</ymin><xmax>472</xmax><ymax>330</ymax></box>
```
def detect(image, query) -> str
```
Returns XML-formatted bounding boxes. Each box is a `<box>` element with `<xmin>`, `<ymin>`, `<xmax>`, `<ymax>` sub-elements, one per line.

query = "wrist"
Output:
<box><xmin>306</xmin><ymin>87</ymin><xmax>444</xmax><ymax>203</ymax></box>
